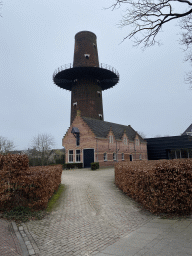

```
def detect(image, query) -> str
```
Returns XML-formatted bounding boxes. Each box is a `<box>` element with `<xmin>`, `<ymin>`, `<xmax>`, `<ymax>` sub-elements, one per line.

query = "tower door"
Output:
<box><xmin>83</xmin><ymin>149</ymin><xmax>94</xmax><ymax>168</ymax></box>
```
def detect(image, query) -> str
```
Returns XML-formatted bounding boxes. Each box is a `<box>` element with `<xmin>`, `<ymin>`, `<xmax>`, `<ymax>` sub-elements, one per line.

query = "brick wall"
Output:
<box><xmin>73</xmin><ymin>31</ymin><xmax>99</xmax><ymax>68</ymax></box>
<box><xmin>63</xmin><ymin>115</ymin><xmax>148</xmax><ymax>168</ymax></box>
<box><xmin>71</xmin><ymin>78</ymin><xmax>103</xmax><ymax>124</ymax></box>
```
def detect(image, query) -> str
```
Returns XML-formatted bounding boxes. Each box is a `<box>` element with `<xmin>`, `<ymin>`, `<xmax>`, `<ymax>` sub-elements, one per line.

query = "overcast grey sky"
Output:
<box><xmin>1</xmin><ymin>0</ymin><xmax>192</xmax><ymax>150</ymax></box>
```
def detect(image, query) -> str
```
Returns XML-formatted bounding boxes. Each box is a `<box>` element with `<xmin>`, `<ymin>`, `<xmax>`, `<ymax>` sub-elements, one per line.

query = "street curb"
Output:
<box><xmin>11</xmin><ymin>222</ymin><xmax>29</xmax><ymax>256</ymax></box>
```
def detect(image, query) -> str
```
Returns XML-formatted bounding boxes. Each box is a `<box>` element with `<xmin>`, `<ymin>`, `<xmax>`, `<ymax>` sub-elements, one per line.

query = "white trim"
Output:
<box><xmin>84</xmin><ymin>54</ymin><xmax>90</xmax><ymax>59</ymax></box>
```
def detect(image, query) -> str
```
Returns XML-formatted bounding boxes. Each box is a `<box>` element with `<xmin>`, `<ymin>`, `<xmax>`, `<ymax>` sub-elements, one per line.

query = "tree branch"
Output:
<box><xmin>112</xmin><ymin>0</ymin><xmax>192</xmax><ymax>47</ymax></box>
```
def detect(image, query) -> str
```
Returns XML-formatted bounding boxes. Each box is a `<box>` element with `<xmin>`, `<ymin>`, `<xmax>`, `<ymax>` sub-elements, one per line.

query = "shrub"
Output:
<box><xmin>115</xmin><ymin>159</ymin><xmax>192</xmax><ymax>215</ymax></box>
<box><xmin>91</xmin><ymin>162</ymin><xmax>99</xmax><ymax>170</ymax></box>
<box><xmin>63</xmin><ymin>163</ymin><xmax>83</xmax><ymax>169</ymax></box>
<box><xmin>0</xmin><ymin>154</ymin><xmax>62</xmax><ymax>211</ymax></box>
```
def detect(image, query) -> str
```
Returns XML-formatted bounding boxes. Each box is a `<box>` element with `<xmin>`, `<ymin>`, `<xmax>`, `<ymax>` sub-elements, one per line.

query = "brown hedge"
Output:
<box><xmin>0</xmin><ymin>154</ymin><xmax>62</xmax><ymax>211</ymax></box>
<box><xmin>115</xmin><ymin>159</ymin><xmax>192</xmax><ymax>215</ymax></box>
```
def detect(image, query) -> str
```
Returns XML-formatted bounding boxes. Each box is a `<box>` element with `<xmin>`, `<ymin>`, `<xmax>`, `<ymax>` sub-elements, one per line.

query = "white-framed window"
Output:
<box><xmin>76</xmin><ymin>150</ymin><xmax>81</xmax><ymax>162</ymax></box>
<box><xmin>69</xmin><ymin>150</ymin><xmax>73</xmax><ymax>162</ymax></box>
<box><xmin>104</xmin><ymin>153</ymin><xmax>107</xmax><ymax>161</ymax></box>
<box><xmin>113</xmin><ymin>153</ymin><xmax>116</xmax><ymax>161</ymax></box>
<box><xmin>122</xmin><ymin>153</ymin><xmax>124</xmax><ymax>160</ymax></box>
<box><xmin>109</xmin><ymin>135</ymin><xmax>113</xmax><ymax>143</ymax></box>
<box><xmin>123</xmin><ymin>137</ymin><xmax>127</xmax><ymax>145</ymax></box>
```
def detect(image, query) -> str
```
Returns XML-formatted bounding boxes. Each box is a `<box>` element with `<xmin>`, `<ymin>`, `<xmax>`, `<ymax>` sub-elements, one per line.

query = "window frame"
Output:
<box><xmin>113</xmin><ymin>153</ymin><xmax>116</xmax><ymax>161</ymax></box>
<box><xmin>109</xmin><ymin>135</ymin><xmax>113</xmax><ymax>144</ymax></box>
<box><xmin>68</xmin><ymin>150</ymin><xmax>73</xmax><ymax>163</ymax></box>
<box><xmin>123</xmin><ymin>137</ymin><xmax>127</xmax><ymax>145</ymax></box>
<box><xmin>76</xmin><ymin>149</ymin><xmax>81</xmax><ymax>162</ymax></box>
<box><xmin>122</xmin><ymin>153</ymin><xmax>124</xmax><ymax>160</ymax></box>
<box><xmin>104</xmin><ymin>153</ymin><xmax>107</xmax><ymax>161</ymax></box>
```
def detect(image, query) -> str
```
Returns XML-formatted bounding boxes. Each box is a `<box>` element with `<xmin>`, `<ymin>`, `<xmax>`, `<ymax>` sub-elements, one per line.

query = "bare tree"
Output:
<box><xmin>111</xmin><ymin>0</ymin><xmax>192</xmax><ymax>47</ymax></box>
<box><xmin>111</xmin><ymin>0</ymin><xmax>192</xmax><ymax>85</ymax></box>
<box><xmin>31</xmin><ymin>134</ymin><xmax>55</xmax><ymax>166</ymax></box>
<box><xmin>0</xmin><ymin>136</ymin><xmax>15</xmax><ymax>154</ymax></box>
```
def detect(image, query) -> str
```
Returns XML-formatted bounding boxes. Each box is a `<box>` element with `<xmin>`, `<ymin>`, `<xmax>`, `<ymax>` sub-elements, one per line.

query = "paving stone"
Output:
<box><xmin>19</xmin><ymin>169</ymin><xmax>192</xmax><ymax>256</ymax></box>
<box><xmin>28</xmin><ymin>248</ymin><xmax>35</xmax><ymax>255</ymax></box>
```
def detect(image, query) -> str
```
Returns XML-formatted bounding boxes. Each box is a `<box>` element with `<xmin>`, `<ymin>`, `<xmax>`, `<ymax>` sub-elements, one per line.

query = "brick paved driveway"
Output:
<box><xmin>22</xmin><ymin>168</ymin><xmax>154</xmax><ymax>256</ymax></box>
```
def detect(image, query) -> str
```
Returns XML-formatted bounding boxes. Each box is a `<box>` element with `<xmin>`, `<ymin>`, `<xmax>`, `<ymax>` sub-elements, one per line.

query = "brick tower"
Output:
<box><xmin>53</xmin><ymin>31</ymin><xmax>119</xmax><ymax>124</ymax></box>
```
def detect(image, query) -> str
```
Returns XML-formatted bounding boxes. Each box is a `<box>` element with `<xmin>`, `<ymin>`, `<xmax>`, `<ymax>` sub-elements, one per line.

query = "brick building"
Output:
<box><xmin>63</xmin><ymin>111</ymin><xmax>147</xmax><ymax>167</ymax></box>
<box><xmin>53</xmin><ymin>31</ymin><xmax>148</xmax><ymax>167</ymax></box>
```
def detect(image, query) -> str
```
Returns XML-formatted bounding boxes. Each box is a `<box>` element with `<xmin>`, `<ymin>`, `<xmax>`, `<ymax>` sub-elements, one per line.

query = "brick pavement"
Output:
<box><xmin>0</xmin><ymin>218</ymin><xmax>23</xmax><ymax>256</ymax></box>
<box><xmin>20</xmin><ymin>168</ymin><xmax>155</xmax><ymax>256</ymax></box>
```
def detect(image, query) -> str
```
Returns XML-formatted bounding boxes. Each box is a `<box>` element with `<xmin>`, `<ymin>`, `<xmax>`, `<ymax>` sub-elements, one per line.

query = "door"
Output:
<box><xmin>83</xmin><ymin>149</ymin><xmax>94</xmax><ymax>168</ymax></box>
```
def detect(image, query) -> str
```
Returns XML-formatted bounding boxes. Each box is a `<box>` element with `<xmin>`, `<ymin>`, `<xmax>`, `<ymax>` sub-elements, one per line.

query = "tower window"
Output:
<box><xmin>84</xmin><ymin>54</ymin><xmax>90</xmax><ymax>59</ymax></box>
<box><xmin>93</xmin><ymin>43</ymin><xmax>96</xmax><ymax>48</ymax></box>
<box><xmin>97</xmin><ymin>91</ymin><xmax>101</xmax><ymax>97</ymax></box>
<box><xmin>99</xmin><ymin>114</ymin><xmax>102</xmax><ymax>120</ymax></box>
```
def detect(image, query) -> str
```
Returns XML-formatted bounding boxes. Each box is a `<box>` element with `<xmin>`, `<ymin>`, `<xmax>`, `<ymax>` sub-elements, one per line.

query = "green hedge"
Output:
<box><xmin>91</xmin><ymin>162</ymin><xmax>99</xmax><ymax>170</ymax></box>
<box><xmin>63</xmin><ymin>163</ymin><xmax>83</xmax><ymax>169</ymax></box>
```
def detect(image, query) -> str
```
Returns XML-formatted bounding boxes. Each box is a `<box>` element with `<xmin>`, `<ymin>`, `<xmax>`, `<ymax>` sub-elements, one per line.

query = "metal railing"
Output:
<box><xmin>53</xmin><ymin>63</ymin><xmax>119</xmax><ymax>79</ymax></box>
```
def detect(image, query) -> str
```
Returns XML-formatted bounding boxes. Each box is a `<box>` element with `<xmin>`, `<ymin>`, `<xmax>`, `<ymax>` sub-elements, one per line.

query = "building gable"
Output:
<box><xmin>182</xmin><ymin>123</ymin><xmax>192</xmax><ymax>136</ymax></box>
<box><xmin>62</xmin><ymin>115</ymin><xmax>96</xmax><ymax>150</ymax></box>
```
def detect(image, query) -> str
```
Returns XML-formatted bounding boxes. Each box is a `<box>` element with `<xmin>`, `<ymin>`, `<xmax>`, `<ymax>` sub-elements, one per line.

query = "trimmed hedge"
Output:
<box><xmin>91</xmin><ymin>162</ymin><xmax>99</xmax><ymax>170</ymax></box>
<box><xmin>115</xmin><ymin>159</ymin><xmax>192</xmax><ymax>215</ymax></box>
<box><xmin>0</xmin><ymin>154</ymin><xmax>62</xmax><ymax>211</ymax></box>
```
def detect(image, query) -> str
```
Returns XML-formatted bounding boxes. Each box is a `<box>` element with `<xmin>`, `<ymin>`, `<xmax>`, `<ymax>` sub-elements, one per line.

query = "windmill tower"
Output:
<box><xmin>53</xmin><ymin>31</ymin><xmax>119</xmax><ymax>124</ymax></box>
